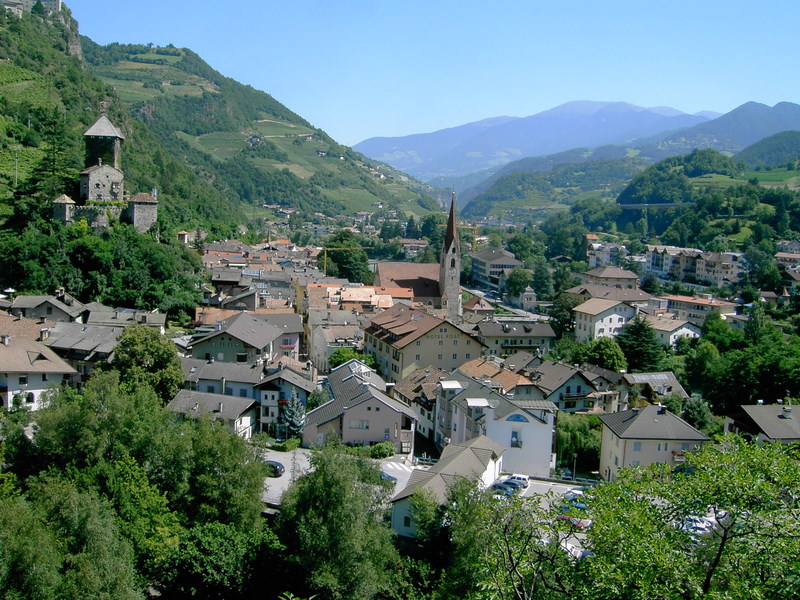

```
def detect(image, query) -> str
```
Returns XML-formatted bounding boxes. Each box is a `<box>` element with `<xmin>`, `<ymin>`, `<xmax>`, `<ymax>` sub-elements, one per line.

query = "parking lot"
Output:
<box><xmin>259</xmin><ymin>447</ymin><xmax>586</xmax><ymax>512</ymax></box>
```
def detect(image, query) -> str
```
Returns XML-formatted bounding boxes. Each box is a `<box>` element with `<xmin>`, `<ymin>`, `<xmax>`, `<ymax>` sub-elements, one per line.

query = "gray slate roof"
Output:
<box><xmin>0</xmin><ymin>336</ymin><xmax>76</xmax><ymax>375</ymax></box>
<box><xmin>306</xmin><ymin>359</ymin><xmax>415</xmax><ymax>428</ymax></box>
<box><xmin>11</xmin><ymin>294</ymin><xmax>86</xmax><ymax>320</ymax></box>
<box><xmin>741</xmin><ymin>405</ymin><xmax>800</xmax><ymax>441</ymax></box>
<box><xmin>194</xmin><ymin>312</ymin><xmax>282</xmax><ymax>348</ymax></box>
<box><xmin>168</xmin><ymin>390</ymin><xmax>257</xmax><ymax>421</ymax></box>
<box><xmin>84</xmin><ymin>114</ymin><xmax>125</xmax><ymax>139</ymax></box>
<box><xmin>392</xmin><ymin>435</ymin><xmax>505</xmax><ymax>503</ymax></box>
<box><xmin>623</xmin><ymin>372</ymin><xmax>688</xmax><ymax>399</ymax></box>
<box><xmin>476</xmin><ymin>320</ymin><xmax>556</xmax><ymax>339</ymax></box>
<box><xmin>181</xmin><ymin>357</ymin><xmax>265</xmax><ymax>385</ymax></box>
<box><xmin>599</xmin><ymin>404</ymin><xmax>708</xmax><ymax>441</ymax></box>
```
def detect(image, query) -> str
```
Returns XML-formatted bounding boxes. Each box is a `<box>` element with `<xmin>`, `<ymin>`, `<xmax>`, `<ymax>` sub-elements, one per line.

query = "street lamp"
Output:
<box><xmin>573</xmin><ymin>452</ymin><xmax>578</xmax><ymax>480</ymax></box>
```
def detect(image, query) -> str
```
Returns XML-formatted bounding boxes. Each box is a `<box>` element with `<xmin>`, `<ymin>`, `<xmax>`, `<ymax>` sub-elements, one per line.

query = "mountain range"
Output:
<box><xmin>354</xmin><ymin>101</ymin><xmax>719</xmax><ymax>181</ymax></box>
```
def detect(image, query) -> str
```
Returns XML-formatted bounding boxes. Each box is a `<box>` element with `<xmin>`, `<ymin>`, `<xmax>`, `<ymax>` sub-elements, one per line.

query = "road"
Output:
<box><xmin>259</xmin><ymin>447</ymin><xmax>312</xmax><ymax>506</ymax></box>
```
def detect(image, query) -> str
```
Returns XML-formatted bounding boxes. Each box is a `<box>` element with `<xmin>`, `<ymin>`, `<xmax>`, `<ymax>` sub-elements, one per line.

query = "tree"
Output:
<box><xmin>504</xmin><ymin>267</ymin><xmax>533</xmax><ymax>298</ymax></box>
<box><xmin>283</xmin><ymin>390</ymin><xmax>306</xmax><ymax>439</ymax></box>
<box><xmin>546</xmin><ymin>294</ymin><xmax>582</xmax><ymax>337</ymax></box>
<box><xmin>306</xmin><ymin>388</ymin><xmax>330</xmax><ymax>412</ymax></box>
<box><xmin>277</xmin><ymin>444</ymin><xmax>399</xmax><ymax>600</ymax></box>
<box><xmin>159</xmin><ymin>523</ymin><xmax>281</xmax><ymax>600</ymax></box>
<box><xmin>531</xmin><ymin>256</ymin><xmax>555</xmax><ymax>300</ymax></box>
<box><xmin>582</xmin><ymin>437</ymin><xmax>800</xmax><ymax>599</ymax></box>
<box><xmin>584</xmin><ymin>337</ymin><xmax>627</xmax><ymax>372</ymax></box>
<box><xmin>615</xmin><ymin>317</ymin><xmax>664</xmax><ymax>372</ymax></box>
<box><xmin>328</xmin><ymin>348</ymin><xmax>376</xmax><ymax>370</ymax></box>
<box><xmin>324</xmin><ymin>230</ymin><xmax>371</xmax><ymax>284</ymax></box>
<box><xmin>555</xmin><ymin>412</ymin><xmax>602</xmax><ymax>473</ymax></box>
<box><xmin>105</xmin><ymin>325</ymin><xmax>183</xmax><ymax>403</ymax></box>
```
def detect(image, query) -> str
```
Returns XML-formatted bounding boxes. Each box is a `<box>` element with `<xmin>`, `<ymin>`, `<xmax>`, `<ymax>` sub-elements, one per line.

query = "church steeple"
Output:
<box><xmin>439</xmin><ymin>192</ymin><xmax>462</xmax><ymax>321</ymax></box>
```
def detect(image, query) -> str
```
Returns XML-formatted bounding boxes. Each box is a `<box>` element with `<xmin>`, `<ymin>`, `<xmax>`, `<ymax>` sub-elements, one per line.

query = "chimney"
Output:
<box><xmin>783</xmin><ymin>405</ymin><xmax>793</xmax><ymax>419</ymax></box>
<box><xmin>217</xmin><ymin>402</ymin><xmax>224</xmax><ymax>413</ymax></box>
<box><xmin>40</xmin><ymin>328</ymin><xmax>49</xmax><ymax>341</ymax></box>
<box><xmin>38</xmin><ymin>315</ymin><xmax>47</xmax><ymax>324</ymax></box>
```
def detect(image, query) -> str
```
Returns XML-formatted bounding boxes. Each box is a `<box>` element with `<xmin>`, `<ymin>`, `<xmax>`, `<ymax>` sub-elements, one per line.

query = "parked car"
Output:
<box><xmin>265</xmin><ymin>460</ymin><xmax>285</xmax><ymax>477</ymax></box>
<box><xmin>502</xmin><ymin>478</ymin><xmax>527</xmax><ymax>492</ymax></box>
<box><xmin>490</xmin><ymin>482</ymin><xmax>517</xmax><ymax>497</ymax></box>
<box><xmin>380</xmin><ymin>471</ymin><xmax>398</xmax><ymax>484</ymax></box>
<box><xmin>505</xmin><ymin>473</ymin><xmax>531</xmax><ymax>488</ymax></box>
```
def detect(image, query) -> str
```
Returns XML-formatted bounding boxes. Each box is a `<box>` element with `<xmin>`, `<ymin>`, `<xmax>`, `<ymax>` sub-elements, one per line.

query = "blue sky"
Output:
<box><xmin>66</xmin><ymin>0</ymin><xmax>800</xmax><ymax>146</ymax></box>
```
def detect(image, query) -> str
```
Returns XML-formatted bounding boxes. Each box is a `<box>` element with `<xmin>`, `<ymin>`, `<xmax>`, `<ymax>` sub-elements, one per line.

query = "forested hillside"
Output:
<box><xmin>736</xmin><ymin>130</ymin><xmax>800</xmax><ymax>169</ymax></box>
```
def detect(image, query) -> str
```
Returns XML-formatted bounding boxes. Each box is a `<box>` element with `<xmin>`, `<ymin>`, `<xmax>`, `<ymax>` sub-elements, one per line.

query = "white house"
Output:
<box><xmin>642</xmin><ymin>314</ymin><xmax>701</xmax><ymax>348</ymax></box>
<box><xmin>573</xmin><ymin>298</ymin><xmax>638</xmax><ymax>342</ymax></box>
<box><xmin>390</xmin><ymin>435</ymin><xmax>504</xmax><ymax>538</ymax></box>
<box><xmin>0</xmin><ymin>334</ymin><xmax>75</xmax><ymax>411</ymax></box>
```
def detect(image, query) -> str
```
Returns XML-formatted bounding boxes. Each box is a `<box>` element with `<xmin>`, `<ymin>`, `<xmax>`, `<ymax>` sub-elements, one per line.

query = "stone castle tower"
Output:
<box><xmin>439</xmin><ymin>192</ymin><xmax>462</xmax><ymax>321</ymax></box>
<box><xmin>53</xmin><ymin>114</ymin><xmax>157</xmax><ymax>232</ymax></box>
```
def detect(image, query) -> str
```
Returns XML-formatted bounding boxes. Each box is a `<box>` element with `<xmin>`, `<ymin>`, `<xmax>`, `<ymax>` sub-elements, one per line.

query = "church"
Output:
<box><xmin>373</xmin><ymin>195</ymin><xmax>462</xmax><ymax>322</ymax></box>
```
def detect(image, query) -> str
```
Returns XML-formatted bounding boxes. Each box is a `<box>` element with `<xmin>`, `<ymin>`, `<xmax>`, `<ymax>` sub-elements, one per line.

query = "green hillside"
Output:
<box><xmin>81</xmin><ymin>39</ymin><xmax>439</xmax><ymax>225</ymax></box>
<box><xmin>461</xmin><ymin>156</ymin><xmax>646</xmax><ymax>219</ymax></box>
<box><xmin>0</xmin><ymin>8</ymin><xmax>438</xmax><ymax>241</ymax></box>
<box><xmin>736</xmin><ymin>130</ymin><xmax>800</xmax><ymax>169</ymax></box>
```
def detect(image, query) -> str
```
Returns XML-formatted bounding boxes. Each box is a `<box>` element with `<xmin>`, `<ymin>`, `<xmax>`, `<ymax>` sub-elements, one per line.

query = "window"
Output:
<box><xmin>633</xmin><ymin>441</ymin><xmax>642</xmax><ymax>452</ymax></box>
<box><xmin>403</xmin><ymin>515</ymin><xmax>411</xmax><ymax>528</ymax></box>
<box><xmin>506</xmin><ymin>414</ymin><xmax>529</xmax><ymax>422</ymax></box>
<box><xmin>41</xmin><ymin>373</ymin><xmax>48</xmax><ymax>382</ymax></box>
<box><xmin>511</xmin><ymin>431</ymin><xmax>522</xmax><ymax>448</ymax></box>
<box><xmin>349</xmin><ymin>419</ymin><xmax>369</xmax><ymax>429</ymax></box>
<box><xmin>438</xmin><ymin>354</ymin><xmax>443</xmax><ymax>360</ymax></box>
<box><xmin>465</xmin><ymin>353</ymin><xmax>471</xmax><ymax>360</ymax></box>
<box><xmin>453</xmin><ymin>340</ymin><xmax>458</xmax><ymax>346</ymax></box>
<box><xmin>439</xmin><ymin>340</ymin><xmax>444</xmax><ymax>346</ymax></box>
<box><xmin>415</xmin><ymin>354</ymin><xmax>421</xmax><ymax>361</ymax></box>
<box><xmin>452</xmin><ymin>353</ymin><xmax>457</xmax><ymax>360</ymax></box>
<box><xmin>18</xmin><ymin>376</ymin><xmax>27</xmax><ymax>385</ymax></box>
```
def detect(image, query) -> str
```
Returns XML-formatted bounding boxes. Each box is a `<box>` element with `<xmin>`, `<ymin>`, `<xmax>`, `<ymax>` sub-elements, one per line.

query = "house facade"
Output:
<box><xmin>190</xmin><ymin>313</ymin><xmax>281</xmax><ymax>364</ymax></box>
<box><xmin>598</xmin><ymin>404</ymin><xmax>708</xmax><ymax>481</ymax></box>
<box><xmin>470</xmin><ymin>248</ymin><xmax>523</xmax><ymax>291</ymax></box>
<box><xmin>302</xmin><ymin>360</ymin><xmax>416</xmax><ymax>453</ymax></box>
<box><xmin>573</xmin><ymin>298</ymin><xmax>638</xmax><ymax>342</ymax></box>
<box><xmin>0</xmin><ymin>334</ymin><xmax>75</xmax><ymax>411</ymax></box>
<box><xmin>361</xmin><ymin>304</ymin><xmax>482</xmax><ymax>383</ymax></box>
<box><xmin>167</xmin><ymin>390</ymin><xmax>259</xmax><ymax>439</ymax></box>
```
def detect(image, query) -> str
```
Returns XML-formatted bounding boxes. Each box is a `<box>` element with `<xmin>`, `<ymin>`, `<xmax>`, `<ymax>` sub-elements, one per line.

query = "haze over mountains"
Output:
<box><xmin>355</xmin><ymin>101</ymin><xmax>800</xmax><ymax>191</ymax></box>
<box><xmin>354</xmin><ymin>101</ymin><xmax>719</xmax><ymax>181</ymax></box>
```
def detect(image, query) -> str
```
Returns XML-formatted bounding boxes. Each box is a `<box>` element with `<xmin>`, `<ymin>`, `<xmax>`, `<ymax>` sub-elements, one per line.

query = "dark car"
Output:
<box><xmin>491</xmin><ymin>482</ymin><xmax>517</xmax><ymax>497</ymax></box>
<box><xmin>265</xmin><ymin>460</ymin><xmax>285</xmax><ymax>477</ymax></box>
<box><xmin>380</xmin><ymin>471</ymin><xmax>398</xmax><ymax>484</ymax></box>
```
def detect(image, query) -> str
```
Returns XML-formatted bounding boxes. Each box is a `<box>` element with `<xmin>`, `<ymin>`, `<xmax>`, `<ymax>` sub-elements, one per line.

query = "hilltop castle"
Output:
<box><xmin>1</xmin><ymin>0</ymin><xmax>61</xmax><ymax>17</ymax></box>
<box><xmin>52</xmin><ymin>114</ymin><xmax>158</xmax><ymax>233</ymax></box>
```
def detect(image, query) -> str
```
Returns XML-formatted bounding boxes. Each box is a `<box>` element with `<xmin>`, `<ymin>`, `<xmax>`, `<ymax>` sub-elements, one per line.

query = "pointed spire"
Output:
<box><xmin>444</xmin><ymin>191</ymin><xmax>460</xmax><ymax>253</ymax></box>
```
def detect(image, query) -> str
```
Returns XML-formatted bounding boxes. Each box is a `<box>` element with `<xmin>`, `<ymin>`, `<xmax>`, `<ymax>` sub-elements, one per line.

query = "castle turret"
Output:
<box><xmin>439</xmin><ymin>192</ymin><xmax>462</xmax><ymax>321</ymax></box>
<box><xmin>84</xmin><ymin>114</ymin><xmax>125</xmax><ymax>170</ymax></box>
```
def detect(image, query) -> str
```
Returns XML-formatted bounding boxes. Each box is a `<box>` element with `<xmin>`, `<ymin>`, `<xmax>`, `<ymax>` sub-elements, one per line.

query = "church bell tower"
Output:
<box><xmin>439</xmin><ymin>192</ymin><xmax>462</xmax><ymax>321</ymax></box>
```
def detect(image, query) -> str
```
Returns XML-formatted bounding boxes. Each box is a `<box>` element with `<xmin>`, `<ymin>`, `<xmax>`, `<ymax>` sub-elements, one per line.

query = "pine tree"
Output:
<box><xmin>283</xmin><ymin>390</ymin><xmax>306</xmax><ymax>439</ymax></box>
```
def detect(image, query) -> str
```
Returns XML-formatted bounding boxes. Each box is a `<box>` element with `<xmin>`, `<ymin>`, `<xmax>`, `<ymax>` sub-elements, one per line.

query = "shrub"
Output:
<box><xmin>369</xmin><ymin>441</ymin><xmax>396</xmax><ymax>460</ymax></box>
<box><xmin>272</xmin><ymin>437</ymin><xmax>301</xmax><ymax>452</ymax></box>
